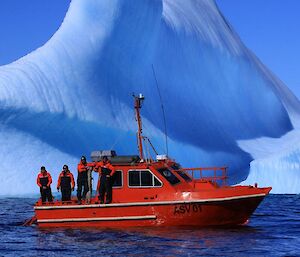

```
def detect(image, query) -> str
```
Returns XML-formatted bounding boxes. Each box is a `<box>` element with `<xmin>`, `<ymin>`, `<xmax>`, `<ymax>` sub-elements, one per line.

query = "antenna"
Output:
<box><xmin>152</xmin><ymin>64</ymin><xmax>169</xmax><ymax>156</ymax></box>
<box><xmin>133</xmin><ymin>93</ymin><xmax>145</xmax><ymax>160</ymax></box>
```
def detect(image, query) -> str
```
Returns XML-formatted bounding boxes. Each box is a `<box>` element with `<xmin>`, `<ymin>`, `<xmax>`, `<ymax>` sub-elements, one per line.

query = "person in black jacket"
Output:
<box><xmin>36</xmin><ymin>166</ymin><xmax>53</xmax><ymax>203</ymax></box>
<box><xmin>95</xmin><ymin>156</ymin><xmax>115</xmax><ymax>204</ymax></box>
<box><xmin>77</xmin><ymin>156</ymin><xmax>95</xmax><ymax>204</ymax></box>
<box><xmin>57</xmin><ymin>165</ymin><xmax>75</xmax><ymax>201</ymax></box>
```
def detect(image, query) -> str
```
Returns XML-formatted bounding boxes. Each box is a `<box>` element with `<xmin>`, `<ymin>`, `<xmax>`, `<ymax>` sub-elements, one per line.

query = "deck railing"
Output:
<box><xmin>179</xmin><ymin>166</ymin><xmax>228</xmax><ymax>186</ymax></box>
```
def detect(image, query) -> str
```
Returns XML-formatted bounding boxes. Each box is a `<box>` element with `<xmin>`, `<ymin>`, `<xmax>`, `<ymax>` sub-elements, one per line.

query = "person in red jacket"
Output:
<box><xmin>57</xmin><ymin>165</ymin><xmax>75</xmax><ymax>201</ymax></box>
<box><xmin>77</xmin><ymin>156</ymin><xmax>95</xmax><ymax>204</ymax></box>
<box><xmin>95</xmin><ymin>156</ymin><xmax>115</xmax><ymax>204</ymax></box>
<box><xmin>36</xmin><ymin>166</ymin><xmax>53</xmax><ymax>203</ymax></box>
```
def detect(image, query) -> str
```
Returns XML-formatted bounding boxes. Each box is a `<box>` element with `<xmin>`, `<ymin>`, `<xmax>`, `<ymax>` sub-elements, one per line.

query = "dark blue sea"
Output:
<box><xmin>0</xmin><ymin>195</ymin><xmax>299</xmax><ymax>256</ymax></box>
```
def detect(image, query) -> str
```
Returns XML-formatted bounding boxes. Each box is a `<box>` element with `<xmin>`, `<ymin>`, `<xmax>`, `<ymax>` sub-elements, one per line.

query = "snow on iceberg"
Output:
<box><xmin>0</xmin><ymin>0</ymin><xmax>299</xmax><ymax>195</ymax></box>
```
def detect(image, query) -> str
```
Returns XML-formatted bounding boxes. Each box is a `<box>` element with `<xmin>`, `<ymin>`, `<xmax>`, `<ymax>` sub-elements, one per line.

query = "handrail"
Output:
<box><xmin>177</xmin><ymin>166</ymin><xmax>228</xmax><ymax>186</ymax></box>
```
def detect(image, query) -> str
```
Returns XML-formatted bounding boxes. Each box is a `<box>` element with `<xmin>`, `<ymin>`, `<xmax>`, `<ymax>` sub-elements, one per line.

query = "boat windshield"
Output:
<box><xmin>157</xmin><ymin>167</ymin><xmax>180</xmax><ymax>185</ymax></box>
<box><xmin>171</xmin><ymin>164</ymin><xmax>192</xmax><ymax>182</ymax></box>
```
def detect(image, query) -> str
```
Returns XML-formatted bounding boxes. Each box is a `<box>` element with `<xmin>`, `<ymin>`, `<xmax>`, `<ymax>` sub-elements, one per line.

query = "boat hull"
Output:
<box><xmin>35</xmin><ymin>194</ymin><xmax>267</xmax><ymax>228</ymax></box>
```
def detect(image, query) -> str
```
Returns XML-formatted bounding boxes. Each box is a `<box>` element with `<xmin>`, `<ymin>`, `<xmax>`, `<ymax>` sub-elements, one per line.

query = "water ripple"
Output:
<box><xmin>0</xmin><ymin>195</ymin><xmax>299</xmax><ymax>256</ymax></box>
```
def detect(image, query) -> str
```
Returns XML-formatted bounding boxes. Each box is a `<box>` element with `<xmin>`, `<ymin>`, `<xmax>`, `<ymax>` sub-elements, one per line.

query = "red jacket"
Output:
<box><xmin>37</xmin><ymin>171</ymin><xmax>52</xmax><ymax>187</ymax></box>
<box><xmin>95</xmin><ymin>160</ymin><xmax>115</xmax><ymax>176</ymax></box>
<box><xmin>57</xmin><ymin>171</ymin><xmax>75</xmax><ymax>189</ymax></box>
<box><xmin>77</xmin><ymin>161</ymin><xmax>95</xmax><ymax>173</ymax></box>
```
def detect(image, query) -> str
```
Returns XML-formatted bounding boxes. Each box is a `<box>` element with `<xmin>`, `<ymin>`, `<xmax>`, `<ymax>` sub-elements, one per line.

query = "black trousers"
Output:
<box><xmin>40</xmin><ymin>187</ymin><xmax>53</xmax><ymax>203</ymax></box>
<box><xmin>99</xmin><ymin>176</ymin><xmax>112</xmax><ymax>203</ymax></box>
<box><xmin>61</xmin><ymin>187</ymin><xmax>72</xmax><ymax>201</ymax></box>
<box><xmin>77</xmin><ymin>175</ymin><xmax>88</xmax><ymax>201</ymax></box>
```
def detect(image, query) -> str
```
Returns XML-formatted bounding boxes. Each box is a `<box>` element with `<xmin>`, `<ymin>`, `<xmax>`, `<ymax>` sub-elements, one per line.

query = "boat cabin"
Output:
<box><xmin>94</xmin><ymin>152</ymin><xmax>228</xmax><ymax>204</ymax></box>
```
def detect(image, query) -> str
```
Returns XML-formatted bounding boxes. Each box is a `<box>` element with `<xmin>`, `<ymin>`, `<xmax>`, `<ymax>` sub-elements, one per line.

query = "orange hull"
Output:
<box><xmin>34</xmin><ymin>187</ymin><xmax>271</xmax><ymax>228</ymax></box>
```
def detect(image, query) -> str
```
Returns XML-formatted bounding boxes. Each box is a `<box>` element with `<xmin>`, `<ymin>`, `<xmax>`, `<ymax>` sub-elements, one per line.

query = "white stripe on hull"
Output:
<box><xmin>38</xmin><ymin>215</ymin><xmax>157</xmax><ymax>223</ymax></box>
<box><xmin>35</xmin><ymin>193</ymin><xmax>266</xmax><ymax>210</ymax></box>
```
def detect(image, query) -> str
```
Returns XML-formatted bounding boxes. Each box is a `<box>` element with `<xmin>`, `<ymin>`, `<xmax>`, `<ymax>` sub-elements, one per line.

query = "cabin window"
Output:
<box><xmin>171</xmin><ymin>164</ymin><xmax>192</xmax><ymax>182</ymax></box>
<box><xmin>177</xmin><ymin>170</ymin><xmax>192</xmax><ymax>182</ymax></box>
<box><xmin>128</xmin><ymin>170</ymin><xmax>162</xmax><ymax>187</ymax></box>
<box><xmin>141</xmin><ymin>170</ymin><xmax>152</xmax><ymax>186</ymax></box>
<box><xmin>157</xmin><ymin>168</ymin><xmax>180</xmax><ymax>185</ymax></box>
<box><xmin>129</xmin><ymin>171</ymin><xmax>140</xmax><ymax>186</ymax></box>
<box><xmin>154</xmin><ymin>177</ymin><xmax>161</xmax><ymax>186</ymax></box>
<box><xmin>112</xmin><ymin>170</ymin><xmax>123</xmax><ymax>188</ymax></box>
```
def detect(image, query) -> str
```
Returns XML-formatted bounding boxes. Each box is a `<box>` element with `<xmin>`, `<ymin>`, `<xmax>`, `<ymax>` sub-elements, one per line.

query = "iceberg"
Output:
<box><xmin>0</xmin><ymin>0</ymin><xmax>299</xmax><ymax>195</ymax></box>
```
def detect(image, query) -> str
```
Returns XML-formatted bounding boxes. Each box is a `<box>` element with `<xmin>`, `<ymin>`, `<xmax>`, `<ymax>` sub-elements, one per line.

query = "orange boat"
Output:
<box><xmin>32</xmin><ymin>94</ymin><xmax>271</xmax><ymax>228</ymax></box>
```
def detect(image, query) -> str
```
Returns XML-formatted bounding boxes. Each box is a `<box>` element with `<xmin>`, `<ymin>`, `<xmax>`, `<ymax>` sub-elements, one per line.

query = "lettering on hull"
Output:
<box><xmin>174</xmin><ymin>203</ymin><xmax>202</xmax><ymax>215</ymax></box>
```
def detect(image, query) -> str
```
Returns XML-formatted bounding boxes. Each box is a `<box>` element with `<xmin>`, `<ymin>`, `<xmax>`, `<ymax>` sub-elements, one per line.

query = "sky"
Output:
<box><xmin>216</xmin><ymin>0</ymin><xmax>300</xmax><ymax>99</ymax></box>
<box><xmin>0</xmin><ymin>0</ymin><xmax>70</xmax><ymax>64</ymax></box>
<box><xmin>0</xmin><ymin>0</ymin><xmax>299</xmax><ymax>98</ymax></box>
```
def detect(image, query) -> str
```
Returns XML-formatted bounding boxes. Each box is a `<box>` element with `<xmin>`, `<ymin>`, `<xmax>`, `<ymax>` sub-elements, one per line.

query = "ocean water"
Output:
<box><xmin>0</xmin><ymin>195</ymin><xmax>299</xmax><ymax>256</ymax></box>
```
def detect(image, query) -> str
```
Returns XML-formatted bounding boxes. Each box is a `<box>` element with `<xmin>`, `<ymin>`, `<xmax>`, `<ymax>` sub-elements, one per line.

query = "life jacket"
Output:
<box><xmin>37</xmin><ymin>172</ymin><xmax>52</xmax><ymax>187</ymax></box>
<box><xmin>57</xmin><ymin>171</ymin><xmax>75</xmax><ymax>189</ymax></box>
<box><xmin>61</xmin><ymin>173</ymin><xmax>71</xmax><ymax>188</ymax></box>
<box><xmin>77</xmin><ymin>161</ymin><xmax>95</xmax><ymax>177</ymax></box>
<box><xmin>40</xmin><ymin>176</ymin><xmax>49</xmax><ymax>187</ymax></box>
<box><xmin>101</xmin><ymin>167</ymin><xmax>111</xmax><ymax>176</ymax></box>
<box><xmin>96</xmin><ymin>161</ymin><xmax>115</xmax><ymax>176</ymax></box>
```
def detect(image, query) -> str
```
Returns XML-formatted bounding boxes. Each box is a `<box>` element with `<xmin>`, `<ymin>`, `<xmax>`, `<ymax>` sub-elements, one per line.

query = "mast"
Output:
<box><xmin>133</xmin><ymin>94</ymin><xmax>145</xmax><ymax>160</ymax></box>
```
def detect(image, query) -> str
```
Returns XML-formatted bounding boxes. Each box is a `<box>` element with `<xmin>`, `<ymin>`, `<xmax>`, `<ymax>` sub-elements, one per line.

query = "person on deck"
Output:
<box><xmin>36</xmin><ymin>166</ymin><xmax>53</xmax><ymax>203</ymax></box>
<box><xmin>77</xmin><ymin>156</ymin><xmax>95</xmax><ymax>204</ymax></box>
<box><xmin>57</xmin><ymin>165</ymin><xmax>75</xmax><ymax>201</ymax></box>
<box><xmin>95</xmin><ymin>156</ymin><xmax>115</xmax><ymax>204</ymax></box>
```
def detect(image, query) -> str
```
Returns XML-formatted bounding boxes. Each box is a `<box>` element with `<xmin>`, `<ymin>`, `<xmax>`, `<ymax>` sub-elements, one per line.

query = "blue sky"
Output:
<box><xmin>216</xmin><ymin>0</ymin><xmax>300</xmax><ymax>98</ymax></box>
<box><xmin>0</xmin><ymin>0</ymin><xmax>70</xmax><ymax>64</ymax></box>
<box><xmin>0</xmin><ymin>0</ymin><xmax>299</xmax><ymax>98</ymax></box>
